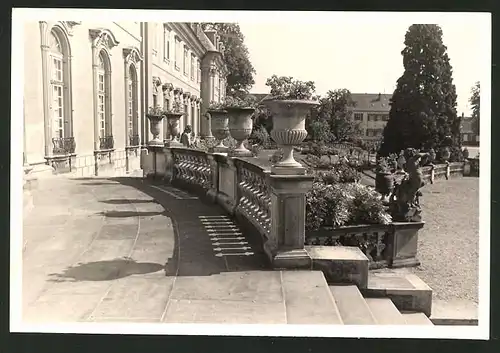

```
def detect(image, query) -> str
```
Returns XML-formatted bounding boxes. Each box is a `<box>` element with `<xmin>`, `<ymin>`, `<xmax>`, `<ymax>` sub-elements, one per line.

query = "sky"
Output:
<box><xmin>239</xmin><ymin>16</ymin><xmax>488</xmax><ymax>116</ymax></box>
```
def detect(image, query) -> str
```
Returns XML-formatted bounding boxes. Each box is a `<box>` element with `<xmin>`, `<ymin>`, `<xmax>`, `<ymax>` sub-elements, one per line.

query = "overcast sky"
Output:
<box><xmin>239</xmin><ymin>17</ymin><xmax>487</xmax><ymax>116</ymax></box>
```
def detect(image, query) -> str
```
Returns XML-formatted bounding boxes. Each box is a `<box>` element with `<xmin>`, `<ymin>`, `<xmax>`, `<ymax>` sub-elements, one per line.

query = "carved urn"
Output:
<box><xmin>263</xmin><ymin>99</ymin><xmax>319</xmax><ymax>174</ymax></box>
<box><xmin>165</xmin><ymin>112</ymin><xmax>183</xmax><ymax>147</ymax></box>
<box><xmin>146</xmin><ymin>113</ymin><xmax>165</xmax><ymax>147</ymax></box>
<box><xmin>439</xmin><ymin>146</ymin><xmax>451</xmax><ymax>162</ymax></box>
<box><xmin>226</xmin><ymin>107</ymin><xmax>255</xmax><ymax>157</ymax></box>
<box><xmin>208</xmin><ymin>109</ymin><xmax>230</xmax><ymax>151</ymax></box>
<box><xmin>375</xmin><ymin>171</ymin><xmax>395</xmax><ymax>202</ymax></box>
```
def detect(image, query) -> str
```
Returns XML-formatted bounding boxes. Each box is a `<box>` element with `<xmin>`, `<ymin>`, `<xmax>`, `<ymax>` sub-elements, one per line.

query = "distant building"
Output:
<box><xmin>350</xmin><ymin>93</ymin><xmax>392</xmax><ymax>140</ymax></box>
<box><xmin>460</xmin><ymin>114</ymin><xmax>480</xmax><ymax>146</ymax></box>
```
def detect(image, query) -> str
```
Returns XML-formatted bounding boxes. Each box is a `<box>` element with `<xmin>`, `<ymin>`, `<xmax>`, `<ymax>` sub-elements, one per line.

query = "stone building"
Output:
<box><xmin>350</xmin><ymin>93</ymin><xmax>392</xmax><ymax>140</ymax></box>
<box><xmin>23</xmin><ymin>21</ymin><xmax>226</xmax><ymax>178</ymax></box>
<box><xmin>460</xmin><ymin>113</ymin><xmax>480</xmax><ymax>146</ymax></box>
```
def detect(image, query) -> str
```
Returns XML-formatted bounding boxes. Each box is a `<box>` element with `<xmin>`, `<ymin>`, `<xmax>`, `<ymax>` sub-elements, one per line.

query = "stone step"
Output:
<box><xmin>430</xmin><ymin>299</ymin><xmax>478</xmax><ymax>326</ymax></box>
<box><xmin>282</xmin><ymin>271</ymin><xmax>343</xmax><ymax>325</ymax></box>
<box><xmin>329</xmin><ymin>285</ymin><xmax>375</xmax><ymax>325</ymax></box>
<box><xmin>401</xmin><ymin>312</ymin><xmax>434</xmax><ymax>325</ymax></box>
<box><xmin>361</xmin><ymin>271</ymin><xmax>432</xmax><ymax>316</ymax></box>
<box><xmin>306</xmin><ymin>246</ymin><xmax>369</xmax><ymax>288</ymax></box>
<box><xmin>365</xmin><ymin>298</ymin><xmax>406</xmax><ymax>325</ymax></box>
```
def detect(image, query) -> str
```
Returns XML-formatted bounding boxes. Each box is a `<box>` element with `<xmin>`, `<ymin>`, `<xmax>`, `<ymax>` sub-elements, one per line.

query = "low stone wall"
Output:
<box><xmin>27</xmin><ymin>147</ymin><xmax>142</xmax><ymax>178</ymax></box>
<box><xmin>420</xmin><ymin>161</ymin><xmax>466</xmax><ymax>184</ymax></box>
<box><xmin>306</xmin><ymin>222</ymin><xmax>424</xmax><ymax>269</ymax></box>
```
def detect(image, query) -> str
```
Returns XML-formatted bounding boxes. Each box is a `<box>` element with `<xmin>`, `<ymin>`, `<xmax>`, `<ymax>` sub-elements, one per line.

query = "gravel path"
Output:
<box><xmin>408</xmin><ymin>176</ymin><xmax>479</xmax><ymax>302</ymax></box>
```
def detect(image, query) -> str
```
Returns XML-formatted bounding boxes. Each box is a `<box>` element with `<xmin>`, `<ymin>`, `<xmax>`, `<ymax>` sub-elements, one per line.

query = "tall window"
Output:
<box><xmin>196</xmin><ymin>59</ymin><xmax>201</xmax><ymax>83</ymax></box>
<box><xmin>126</xmin><ymin>65</ymin><xmax>138</xmax><ymax>144</ymax></box>
<box><xmin>183</xmin><ymin>46</ymin><xmax>188</xmax><ymax>75</ymax></box>
<box><xmin>174</xmin><ymin>37</ymin><xmax>180</xmax><ymax>69</ymax></box>
<box><xmin>97</xmin><ymin>51</ymin><xmax>111</xmax><ymax>139</ymax></box>
<box><xmin>163</xmin><ymin>27</ymin><xmax>170</xmax><ymax>61</ymax></box>
<box><xmin>49</xmin><ymin>32</ymin><xmax>65</xmax><ymax>140</ymax></box>
<box><xmin>190</xmin><ymin>54</ymin><xmax>195</xmax><ymax>81</ymax></box>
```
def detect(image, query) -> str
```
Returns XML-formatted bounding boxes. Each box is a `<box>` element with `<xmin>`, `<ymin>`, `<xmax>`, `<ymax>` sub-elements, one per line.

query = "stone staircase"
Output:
<box><xmin>192</xmin><ymin>200</ymin><xmax>434</xmax><ymax>325</ymax></box>
<box><xmin>329</xmin><ymin>284</ymin><xmax>433</xmax><ymax>325</ymax></box>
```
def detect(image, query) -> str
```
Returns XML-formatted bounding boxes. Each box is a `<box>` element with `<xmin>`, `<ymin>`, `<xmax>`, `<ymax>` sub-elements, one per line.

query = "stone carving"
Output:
<box><xmin>389</xmin><ymin>148</ymin><xmax>428</xmax><ymax>222</ymax></box>
<box><xmin>180</xmin><ymin>125</ymin><xmax>195</xmax><ymax>147</ymax></box>
<box><xmin>89</xmin><ymin>28</ymin><xmax>119</xmax><ymax>50</ymax></box>
<box><xmin>123</xmin><ymin>47</ymin><xmax>143</xmax><ymax>64</ymax></box>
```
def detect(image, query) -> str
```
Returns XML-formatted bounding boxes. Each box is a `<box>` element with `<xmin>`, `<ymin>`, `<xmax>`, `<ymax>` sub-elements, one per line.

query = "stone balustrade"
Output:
<box><xmin>143</xmin><ymin>146</ymin><xmax>314</xmax><ymax>269</ymax></box>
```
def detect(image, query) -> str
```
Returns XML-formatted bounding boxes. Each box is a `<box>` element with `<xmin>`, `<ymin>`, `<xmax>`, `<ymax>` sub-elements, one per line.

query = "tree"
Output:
<box><xmin>379</xmin><ymin>24</ymin><xmax>460</xmax><ymax>156</ymax></box>
<box><xmin>469</xmin><ymin>81</ymin><xmax>480</xmax><ymax>136</ymax></box>
<box><xmin>201</xmin><ymin>23</ymin><xmax>256</xmax><ymax>97</ymax></box>
<box><xmin>308</xmin><ymin>89</ymin><xmax>361</xmax><ymax>142</ymax></box>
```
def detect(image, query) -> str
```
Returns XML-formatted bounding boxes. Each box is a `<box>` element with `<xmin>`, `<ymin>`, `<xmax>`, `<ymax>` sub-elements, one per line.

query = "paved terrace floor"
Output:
<box><xmin>23</xmin><ymin>176</ymin><xmax>310</xmax><ymax>324</ymax></box>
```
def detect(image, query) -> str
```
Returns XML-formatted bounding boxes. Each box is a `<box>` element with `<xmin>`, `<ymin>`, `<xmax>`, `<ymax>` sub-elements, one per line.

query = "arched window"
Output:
<box><xmin>97</xmin><ymin>50</ymin><xmax>112</xmax><ymax>148</ymax></box>
<box><xmin>126</xmin><ymin>64</ymin><xmax>139</xmax><ymax>146</ymax></box>
<box><xmin>47</xmin><ymin>28</ymin><xmax>74</xmax><ymax>155</ymax></box>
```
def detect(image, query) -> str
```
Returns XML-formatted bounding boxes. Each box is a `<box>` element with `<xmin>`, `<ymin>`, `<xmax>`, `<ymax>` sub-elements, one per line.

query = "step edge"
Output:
<box><xmin>330</xmin><ymin>285</ymin><xmax>376</xmax><ymax>325</ymax></box>
<box><xmin>365</xmin><ymin>297</ymin><xmax>406</xmax><ymax>325</ymax></box>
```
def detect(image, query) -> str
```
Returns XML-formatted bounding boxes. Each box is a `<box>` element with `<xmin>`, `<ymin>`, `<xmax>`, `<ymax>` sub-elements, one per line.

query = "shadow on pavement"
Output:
<box><xmin>104</xmin><ymin>177</ymin><xmax>271</xmax><ymax>277</ymax></box>
<box><xmin>100</xmin><ymin>199</ymin><xmax>159</xmax><ymax>205</ymax></box>
<box><xmin>48</xmin><ymin>257</ymin><xmax>165</xmax><ymax>282</ymax></box>
<box><xmin>97</xmin><ymin>210</ymin><xmax>164</xmax><ymax>218</ymax></box>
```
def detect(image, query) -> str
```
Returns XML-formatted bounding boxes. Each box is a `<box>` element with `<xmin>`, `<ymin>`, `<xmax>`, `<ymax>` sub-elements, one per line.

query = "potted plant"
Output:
<box><xmin>208</xmin><ymin>101</ymin><xmax>229</xmax><ymax>152</ymax></box>
<box><xmin>164</xmin><ymin>101</ymin><xmax>184</xmax><ymax>147</ymax></box>
<box><xmin>146</xmin><ymin>106</ymin><xmax>165</xmax><ymax>147</ymax></box>
<box><xmin>262</xmin><ymin>75</ymin><xmax>319</xmax><ymax>174</ymax></box>
<box><xmin>222</xmin><ymin>95</ymin><xmax>257</xmax><ymax>157</ymax></box>
<box><xmin>375</xmin><ymin>157</ymin><xmax>394</xmax><ymax>203</ymax></box>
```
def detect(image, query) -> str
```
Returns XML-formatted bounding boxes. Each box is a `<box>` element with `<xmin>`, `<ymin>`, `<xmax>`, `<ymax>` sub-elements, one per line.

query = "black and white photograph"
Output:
<box><xmin>11</xmin><ymin>9</ymin><xmax>491</xmax><ymax>340</ymax></box>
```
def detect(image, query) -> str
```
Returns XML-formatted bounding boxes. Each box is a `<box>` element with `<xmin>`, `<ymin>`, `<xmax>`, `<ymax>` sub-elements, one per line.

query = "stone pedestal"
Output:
<box><xmin>268</xmin><ymin>174</ymin><xmax>314</xmax><ymax>269</ymax></box>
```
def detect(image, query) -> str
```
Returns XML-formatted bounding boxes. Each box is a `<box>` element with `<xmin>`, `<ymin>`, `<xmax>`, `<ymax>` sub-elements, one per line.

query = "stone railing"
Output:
<box><xmin>233</xmin><ymin>158</ymin><xmax>272</xmax><ymax>241</ymax></box>
<box><xmin>305</xmin><ymin>222</ymin><xmax>425</xmax><ymax>269</ymax></box>
<box><xmin>420</xmin><ymin>161</ymin><xmax>466</xmax><ymax>184</ymax></box>
<box><xmin>143</xmin><ymin>146</ymin><xmax>314</xmax><ymax>269</ymax></box>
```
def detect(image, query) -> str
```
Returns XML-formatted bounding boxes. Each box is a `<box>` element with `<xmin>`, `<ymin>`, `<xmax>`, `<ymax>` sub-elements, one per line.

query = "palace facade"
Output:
<box><xmin>23</xmin><ymin>21</ymin><xmax>227</xmax><ymax>177</ymax></box>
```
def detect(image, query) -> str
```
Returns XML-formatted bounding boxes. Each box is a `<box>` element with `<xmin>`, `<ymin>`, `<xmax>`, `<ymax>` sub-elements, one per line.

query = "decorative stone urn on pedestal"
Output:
<box><xmin>146</xmin><ymin>108</ymin><xmax>165</xmax><ymax>148</ymax></box>
<box><xmin>226</xmin><ymin>107</ymin><xmax>254</xmax><ymax>157</ymax></box>
<box><xmin>209</xmin><ymin>109</ymin><xmax>230</xmax><ymax>153</ymax></box>
<box><xmin>165</xmin><ymin>112</ymin><xmax>183</xmax><ymax>147</ymax></box>
<box><xmin>263</xmin><ymin>99</ymin><xmax>319</xmax><ymax>175</ymax></box>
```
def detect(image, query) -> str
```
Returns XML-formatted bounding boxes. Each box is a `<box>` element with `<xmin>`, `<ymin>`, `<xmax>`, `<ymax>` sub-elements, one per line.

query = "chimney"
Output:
<box><xmin>378</xmin><ymin>92</ymin><xmax>382</xmax><ymax>101</ymax></box>
<box><xmin>204</xmin><ymin>29</ymin><xmax>217</xmax><ymax>48</ymax></box>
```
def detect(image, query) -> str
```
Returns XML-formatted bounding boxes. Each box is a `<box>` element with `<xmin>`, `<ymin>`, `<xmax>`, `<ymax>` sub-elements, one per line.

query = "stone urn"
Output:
<box><xmin>164</xmin><ymin>112</ymin><xmax>183</xmax><ymax>147</ymax></box>
<box><xmin>263</xmin><ymin>99</ymin><xmax>319</xmax><ymax>174</ymax></box>
<box><xmin>226</xmin><ymin>107</ymin><xmax>255</xmax><ymax>157</ymax></box>
<box><xmin>375</xmin><ymin>171</ymin><xmax>395</xmax><ymax>202</ymax></box>
<box><xmin>146</xmin><ymin>113</ymin><xmax>165</xmax><ymax>147</ymax></box>
<box><xmin>439</xmin><ymin>146</ymin><xmax>451</xmax><ymax>162</ymax></box>
<box><xmin>208</xmin><ymin>109</ymin><xmax>230</xmax><ymax>152</ymax></box>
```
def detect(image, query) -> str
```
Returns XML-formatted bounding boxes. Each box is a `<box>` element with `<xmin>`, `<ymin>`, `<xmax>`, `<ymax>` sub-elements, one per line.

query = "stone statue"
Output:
<box><xmin>180</xmin><ymin>125</ymin><xmax>194</xmax><ymax>147</ymax></box>
<box><xmin>389</xmin><ymin>148</ymin><xmax>428</xmax><ymax>222</ymax></box>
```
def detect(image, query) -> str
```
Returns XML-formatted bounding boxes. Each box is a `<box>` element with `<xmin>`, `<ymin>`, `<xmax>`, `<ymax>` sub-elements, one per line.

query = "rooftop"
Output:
<box><xmin>351</xmin><ymin>93</ymin><xmax>392</xmax><ymax>113</ymax></box>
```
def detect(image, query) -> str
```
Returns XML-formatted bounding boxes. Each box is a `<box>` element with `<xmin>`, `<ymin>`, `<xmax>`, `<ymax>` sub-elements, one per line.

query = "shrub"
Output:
<box><xmin>449</xmin><ymin>146</ymin><xmax>464</xmax><ymax>162</ymax></box>
<box><xmin>265</xmin><ymin>75</ymin><xmax>318</xmax><ymax>101</ymax></box>
<box><xmin>306</xmin><ymin>182</ymin><xmax>391</xmax><ymax>230</ymax></box>
<box><xmin>249</xmin><ymin>125</ymin><xmax>273</xmax><ymax>148</ymax></box>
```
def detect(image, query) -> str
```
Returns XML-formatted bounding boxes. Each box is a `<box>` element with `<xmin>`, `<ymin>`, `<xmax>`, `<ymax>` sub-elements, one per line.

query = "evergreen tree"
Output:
<box><xmin>379</xmin><ymin>24</ymin><xmax>459</xmax><ymax>156</ymax></box>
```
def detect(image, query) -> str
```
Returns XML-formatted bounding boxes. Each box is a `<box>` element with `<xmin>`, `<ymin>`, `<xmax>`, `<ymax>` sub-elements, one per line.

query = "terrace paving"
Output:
<box><xmin>21</xmin><ymin>176</ymin><xmax>339</xmax><ymax>324</ymax></box>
